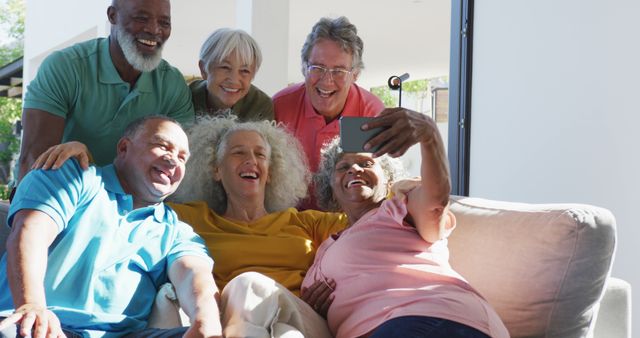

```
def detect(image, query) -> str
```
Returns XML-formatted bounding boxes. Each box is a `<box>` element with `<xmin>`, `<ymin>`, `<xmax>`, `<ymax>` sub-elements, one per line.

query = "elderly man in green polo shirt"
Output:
<box><xmin>15</xmin><ymin>0</ymin><xmax>194</xmax><ymax>187</ymax></box>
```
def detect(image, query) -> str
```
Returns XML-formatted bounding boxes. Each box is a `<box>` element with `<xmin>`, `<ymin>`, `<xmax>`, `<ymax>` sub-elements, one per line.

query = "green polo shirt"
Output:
<box><xmin>23</xmin><ymin>37</ymin><xmax>195</xmax><ymax>165</ymax></box>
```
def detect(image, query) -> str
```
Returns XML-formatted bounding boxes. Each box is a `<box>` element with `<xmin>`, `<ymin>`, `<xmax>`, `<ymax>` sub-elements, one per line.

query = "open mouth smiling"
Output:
<box><xmin>316</xmin><ymin>87</ymin><xmax>336</xmax><ymax>98</ymax></box>
<box><xmin>240</xmin><ymin>171</ymin><xmax>259</xmax><ymax>180</ymax></box>
<box><xmin>222</xmin><ymin>86</ymin><xmax>241</xmax><ymax>93</ymax></box>
<box><xmin>137</xmin><ymin>38</ymin><xmax>158</xmax><ymax>47</ymax></box>
<box><xmin>346</xmin><ymin>178</ymin><xmax>368</xmax><ymax>188</ymax></box>
<box><xmin>153</xmin><ymin>166</ymin><xmax>173</xmax><ymax>184</ymax></box>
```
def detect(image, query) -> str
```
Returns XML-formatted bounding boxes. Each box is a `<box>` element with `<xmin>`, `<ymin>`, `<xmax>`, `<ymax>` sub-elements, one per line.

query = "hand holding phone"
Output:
<box><xmin>341</xmin><ymin>108</ymin><xmax>435</xmax><ymax>158</ymax></box>
<box><xmin>339</xmin><ymin>117</ymin><xmax>388</xmax><ymax>153</ymax></box>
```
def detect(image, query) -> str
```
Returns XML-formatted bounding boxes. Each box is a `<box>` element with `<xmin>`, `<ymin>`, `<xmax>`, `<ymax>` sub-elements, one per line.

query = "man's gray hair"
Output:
<box><xmin>199</xmin><ymin>28</ymin><xmax>262</xmax><ymax>73</ymax></box>
<box><xmin>314</xmin><ymin>137</ymin><xmax>406</xmax><ymax>212</ymax></box>
<box><xmin>170</xmin><ymin>114</ymin><xmax>310</xmax><ymax>214</ymax></box>
<box><xmin>300</xmin><ymin>16</ymin><xmax>364</xmax><ymax>75</ymax></box>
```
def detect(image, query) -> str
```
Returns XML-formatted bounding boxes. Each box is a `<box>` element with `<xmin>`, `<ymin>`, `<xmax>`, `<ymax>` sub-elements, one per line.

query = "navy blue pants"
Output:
<box><xmin>369</xmin><ymin>316</ymin><xmax>491</xmax><ymax>338</ymax></box>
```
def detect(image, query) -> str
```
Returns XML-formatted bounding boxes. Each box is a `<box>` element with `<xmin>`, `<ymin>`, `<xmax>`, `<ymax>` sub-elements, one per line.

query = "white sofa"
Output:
<box><xmin>0</xmin><ymin>197</ymin><xmax>631</xmax><ymax>337</ymax></box>
<box><xmin>447</xmin><ymin>196</ymin><xmax>629</xmax><ymax>338</ymax></box>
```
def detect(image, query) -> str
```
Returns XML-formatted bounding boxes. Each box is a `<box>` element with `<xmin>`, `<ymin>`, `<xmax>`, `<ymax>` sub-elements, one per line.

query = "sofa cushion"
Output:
<box><xmin>448</xmin><ymin>197</ymin><xmax>616</xmax><ymax>338</ymax></box>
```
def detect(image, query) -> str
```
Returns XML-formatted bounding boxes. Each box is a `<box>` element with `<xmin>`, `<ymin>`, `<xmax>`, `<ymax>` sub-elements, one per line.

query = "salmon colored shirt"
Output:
<box><xmin>273</xmin><ymin>83</ymin><xmax>384</xmax><ymax>173</ymax></box>
<box><xmin>302</xmin><ymin>197</ymin><xmax>509</xmax><ymax>338</ymax></box>
<box><xmin>169</xmin><ymin>201</ymin><xmax>348</xmax><ymax>295</ymax></box>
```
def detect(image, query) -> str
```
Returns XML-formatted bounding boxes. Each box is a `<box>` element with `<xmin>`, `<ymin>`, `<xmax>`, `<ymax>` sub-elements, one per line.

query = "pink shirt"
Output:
<box><xmin>302</xmin><ymin>197</ymin><xmax>509</xmax><ymax>338</ymax></box>
<box><xmin>273</xmin><ymin>83</ymin><xmax>384</xmax><ymax>173</ymax></box>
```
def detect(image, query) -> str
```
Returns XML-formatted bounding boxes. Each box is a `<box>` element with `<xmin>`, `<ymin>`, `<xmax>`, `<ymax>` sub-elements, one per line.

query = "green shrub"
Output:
<box><xmin>0</xmin><ymin>97</ymin><xmax>21</xmax><ymax>185</ymax></box>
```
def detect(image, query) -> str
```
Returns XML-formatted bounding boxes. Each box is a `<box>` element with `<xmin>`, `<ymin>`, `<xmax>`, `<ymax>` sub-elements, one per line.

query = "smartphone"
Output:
<box><xmin>339</xmin><ymin>116</ymin><xmax>387</xmax><ymax>153</ymax></box>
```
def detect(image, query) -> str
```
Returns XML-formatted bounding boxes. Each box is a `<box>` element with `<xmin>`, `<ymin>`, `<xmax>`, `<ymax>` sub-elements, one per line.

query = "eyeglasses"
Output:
<box><xmin>306</xmin><ymin>64</ymin><xmax>353</xmax><ymax>83</ymax></box>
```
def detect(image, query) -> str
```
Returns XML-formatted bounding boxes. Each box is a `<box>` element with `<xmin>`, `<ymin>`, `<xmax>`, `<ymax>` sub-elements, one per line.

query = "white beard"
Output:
<box><xmin>114</xmin><ymin>25</ymin><xmax>164</xmax><ymax>72</ymax></box>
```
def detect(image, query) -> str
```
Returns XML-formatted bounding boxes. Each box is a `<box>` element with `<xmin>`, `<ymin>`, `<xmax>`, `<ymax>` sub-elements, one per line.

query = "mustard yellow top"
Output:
<box><xmin>168</xmin><ymin>201</ymin><xmax>348</xmax><ymax>295</ymax></box>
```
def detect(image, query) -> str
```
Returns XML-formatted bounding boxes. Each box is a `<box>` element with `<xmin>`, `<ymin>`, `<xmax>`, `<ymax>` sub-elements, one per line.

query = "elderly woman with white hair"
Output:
<box><xmin>300</xmin><ymin>109</ymin><xmax>510</xmax><ymax>338</ymax></box>
<box><xmin>191</xmin><ymin>28</ymin><xmax>273</xmax><ymax>121</ymax></box>
<box><xmin>166</xmin><ymin>115</ymin><xmax>346</xmax><ymax>337</ymax></box>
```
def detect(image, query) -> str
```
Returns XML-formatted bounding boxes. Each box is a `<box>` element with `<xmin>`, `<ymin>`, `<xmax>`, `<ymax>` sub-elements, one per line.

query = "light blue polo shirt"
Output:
<box><xmin>0</xmin><ymin>160</ymin><xmax>212</xmax><ymax>337</ymax></box>
<box><xmin>23</xmin><ymin>37</ymin><xmax>195</xmax><ymax>166</ymax></box>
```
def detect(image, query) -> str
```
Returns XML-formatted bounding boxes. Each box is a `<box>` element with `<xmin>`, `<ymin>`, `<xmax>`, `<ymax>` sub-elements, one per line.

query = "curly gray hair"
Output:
<box><xmin>314</xmin><ymin>137</ymin><xmax>407</xmax><ymax>212</ymax></box>
<box><xmin>300</xmin><ymin>16</ymin><xmax>364</xmax><ymax>75</ymax></box>
<box><xmin>170</xmin><ymin>114</ymin><xmax>310</xmax><ymax>214</ymax></box>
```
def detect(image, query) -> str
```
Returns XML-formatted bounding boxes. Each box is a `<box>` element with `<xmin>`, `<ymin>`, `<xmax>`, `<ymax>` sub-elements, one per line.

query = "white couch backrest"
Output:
<box><xmin>448</xmin><ymin>196</ymin><xmax>616</xmax><ymax>338</ymax></box>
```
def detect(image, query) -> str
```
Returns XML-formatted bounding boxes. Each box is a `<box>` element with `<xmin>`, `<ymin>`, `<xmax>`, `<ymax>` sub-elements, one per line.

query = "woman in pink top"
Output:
<box><xmin>301</xmin><ymin>108</ymin><xmax>509</xmax><ymax>338</ymax></box>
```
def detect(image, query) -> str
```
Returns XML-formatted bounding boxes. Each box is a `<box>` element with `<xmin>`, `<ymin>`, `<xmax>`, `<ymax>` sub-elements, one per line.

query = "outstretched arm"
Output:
<box><xmin>168</xmin><ymin>256</ymin><xmax>222</xmax><ymax>338</ymax></box>
<box><xmin>0</xmin><ymin>210</ymin><xmax>65</xmax><ymax>338</ymax></box>
<box><xmin>363</xmin><ymin>108</ymin><xmax>454</xmax><ymax>242</ymax></box>
<box><xmin>406</xmin><ymin>118</ymin><xmax>454</xmax><ymax>243</ymax></box>
<box><xmin>18</xmin><ymin>109</ymin><xmax>65</xmax><ymax>182</ymax></box>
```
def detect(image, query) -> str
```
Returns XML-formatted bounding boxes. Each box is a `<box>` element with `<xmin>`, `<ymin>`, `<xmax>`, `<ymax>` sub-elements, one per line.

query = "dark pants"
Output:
<box><xmin>122</xmin><ymin>327</ymin><xmax>189</xmax><ymax>338</ymax></box>
<box><xmin>369</xmin><ymin>316</ymin><xmax>491</xmax><ymax>338</ymax></box>
<box><xmin>0</xmin><ymin>318</ymin><xmax>188</xmax><ymax>338</ymax></box>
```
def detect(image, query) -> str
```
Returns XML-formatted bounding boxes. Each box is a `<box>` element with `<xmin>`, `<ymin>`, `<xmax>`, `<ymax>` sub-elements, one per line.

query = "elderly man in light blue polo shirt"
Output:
<box><xmin>16</xmin><ymin>0</ymin><xmax>195</xmax><ymax>186</ymax></box>
<box><xmin>0</xmin><ymin>116</ymin><xmax>222</xmax><ymax>338</ymax></box>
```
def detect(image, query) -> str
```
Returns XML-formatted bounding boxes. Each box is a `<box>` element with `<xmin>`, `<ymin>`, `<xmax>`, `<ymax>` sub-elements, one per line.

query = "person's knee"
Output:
<box><xmin>224</xmin><ymin>272</ymin><xmax>278</xmax><ymax>298</ymax></box>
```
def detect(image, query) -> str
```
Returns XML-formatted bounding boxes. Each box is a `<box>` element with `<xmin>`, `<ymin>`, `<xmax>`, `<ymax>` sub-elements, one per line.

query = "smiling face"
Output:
<box><xmin>304</xmin><ymin>38</ymin><xmax>358</xmax><ymax>121</ymax></box>
<box><xmin>115</xmin><ymin>119</ymin><xmax>189</xmax><ymax>207</ymax></box>
<box><xmin>214</xmin><ymin>130</ymin><xmax>271</xmax><ymax>203</ymax></box>
<box><xmin>331</xmin><ymin>152</ymin><xmax>388</xmax><ymax>208</ymax></box>
<box><xmin>200</xmin><ymin>51</ymin><xmax>255</xmax><ymax>109</ymax></box>
<box><xmin>109</xmin><ymin>0</ymin><xmax>171</xmax><ymax>72</ymax></box>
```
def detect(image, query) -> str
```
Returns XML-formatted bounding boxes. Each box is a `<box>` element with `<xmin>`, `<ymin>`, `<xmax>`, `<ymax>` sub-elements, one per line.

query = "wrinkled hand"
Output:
<box><xmin>301</xmin><ymin>279</ymin><xmax>335</xmax><ymax>318</ymax></box>
<box><xmin>32</xmin><ymin>141</ymin><xmax>92</xmax><ymax>171</ymax></box>
<box><xmin>0</xmin><ymin>304</ymin><xmax>66</xmax><ymax>338</ymax></box>
<box><xmin>390</xmin><ymin>177</ymin><xmax>422</xmax><ymax>202</ymax></box>
<box><xmin>362</xmin><ymin>108</ymin><xmax>436</xmax><ymax>158</ymax></box>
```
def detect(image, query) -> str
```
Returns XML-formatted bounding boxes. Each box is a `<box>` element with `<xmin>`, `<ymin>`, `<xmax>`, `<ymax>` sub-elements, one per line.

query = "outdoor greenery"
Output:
<box><xmin>371</xmin><ymin>78</ymin><xmax>430</xmax><ymax>108</ymax></box>
<box><xmin>0</xmin><ymin>0</ymin><xmax>25</xmax><ymax>189</ymax></box>
<box><xmin>0</xmin><ymin>0</ymin><xmax>24</xmax><ymax>66</ymax></box>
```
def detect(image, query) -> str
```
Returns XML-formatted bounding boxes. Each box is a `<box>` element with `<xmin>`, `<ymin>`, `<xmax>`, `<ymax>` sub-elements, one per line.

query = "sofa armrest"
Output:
<box><xmin>593</xmin><ymin>277</ymin><xmax>632</xmax><ymax>338</ymax></box>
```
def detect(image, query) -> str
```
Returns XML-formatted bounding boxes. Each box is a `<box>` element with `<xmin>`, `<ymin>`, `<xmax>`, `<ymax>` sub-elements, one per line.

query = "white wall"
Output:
<box><xmin>471</xmin><ymin>0</ymin><xmax>640</xmax><ymax>332</ymax></box>
<box><xmin>23</xmin><ymin>0</ymin><xmax>451</xmax><ymax>96</ymax></box>
<box><xmin>162</xmin><ymin>0</ymin><xmax>237</xmax><ymax>79</ymax></box>
<box><xmin>23</xmin><ymin>0</ymin><xmax>108</xmax><ymax>82</ymax></box>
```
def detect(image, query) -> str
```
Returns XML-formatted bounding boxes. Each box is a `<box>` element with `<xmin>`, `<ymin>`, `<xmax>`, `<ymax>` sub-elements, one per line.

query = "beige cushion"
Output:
<box><xmin>448</xmin><ymin>196</ymin><xmax>616</xmax><ymax>338</ymax></box>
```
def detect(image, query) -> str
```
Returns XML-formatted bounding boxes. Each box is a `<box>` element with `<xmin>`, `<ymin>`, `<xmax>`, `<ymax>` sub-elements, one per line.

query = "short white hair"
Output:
<box><xmin>200</xmin><ymin>28</ymin><xmax>262</xmax><ymax>72</ymax></box>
